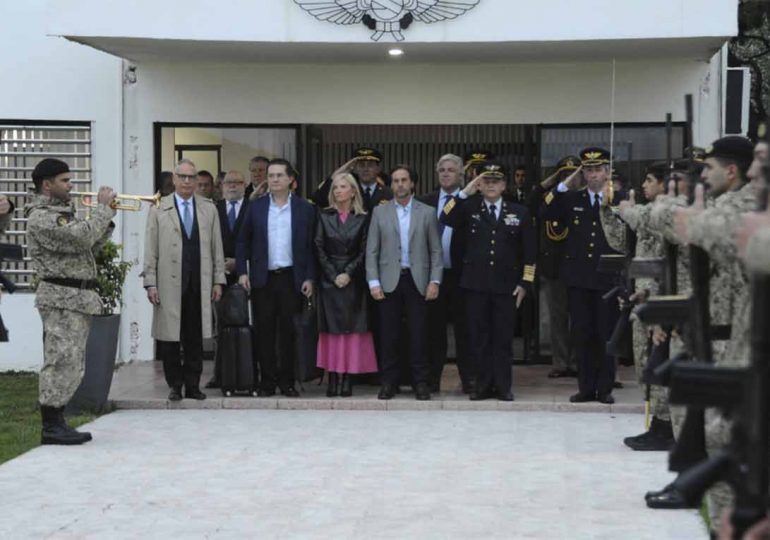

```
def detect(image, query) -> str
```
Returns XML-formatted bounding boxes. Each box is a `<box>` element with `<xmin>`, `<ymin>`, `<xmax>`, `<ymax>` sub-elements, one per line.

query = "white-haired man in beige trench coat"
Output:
<box><xmin>143</xmin><ymin>158</ymin><xmax>226</xmax><ymax>401</ymax></box>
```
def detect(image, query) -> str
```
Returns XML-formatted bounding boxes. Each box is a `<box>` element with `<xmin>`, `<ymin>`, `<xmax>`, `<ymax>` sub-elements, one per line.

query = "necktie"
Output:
<box><xmin>182</xmin><ymin>200</ymin><xmax>192</xmax><ymax>238</ymax></box>
<box><xmin>593</xmin><ymin>193</ymin><xmax>600</xmax><ymax>209</ymax></box>
<box><xmin>485</xmin><ymin>204</ymin><xmax>497</xmax><ymax>226</ymax></box>
<box><xmin>228</xmin><ymin>201</ymin><xmax>237</xmax><ymax>231</ymax></box>
<box><xmin>438</xmin><ymin>194</ymin><xmax>449</xmax><ymax>236</ymax></box>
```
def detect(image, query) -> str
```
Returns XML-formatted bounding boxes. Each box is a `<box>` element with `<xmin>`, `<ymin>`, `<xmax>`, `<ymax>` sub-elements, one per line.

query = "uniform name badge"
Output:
<box><xmin>573</xmin><ymin>207</ymin><xmax>585</xmax><ymax>212</ymax></box>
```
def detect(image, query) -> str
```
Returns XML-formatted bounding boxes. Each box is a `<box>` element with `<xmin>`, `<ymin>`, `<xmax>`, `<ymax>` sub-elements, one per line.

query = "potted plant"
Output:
<box><xmin>68</xmin><ymin>239</ymin><xmax>131</xmax><ymax>413</ymax></box>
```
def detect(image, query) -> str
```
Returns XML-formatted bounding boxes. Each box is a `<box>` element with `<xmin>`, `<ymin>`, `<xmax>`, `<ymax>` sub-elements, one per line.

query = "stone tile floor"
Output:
<box><xmin>110</xmin><ymin>361</ymin><xmax>646</xmax><ymax>413</ymax></box>
<box><xmin>0</xmin><ymin>410</ymin><xmax>705</xmax><ymax>539</ymax></box>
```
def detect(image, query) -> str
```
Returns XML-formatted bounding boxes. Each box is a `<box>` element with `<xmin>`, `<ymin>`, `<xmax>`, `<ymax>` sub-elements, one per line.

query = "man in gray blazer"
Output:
<box><xmin>366</xmin><ymin>164</ymin><xmax>443</xmax><ymax>400</ymax></box>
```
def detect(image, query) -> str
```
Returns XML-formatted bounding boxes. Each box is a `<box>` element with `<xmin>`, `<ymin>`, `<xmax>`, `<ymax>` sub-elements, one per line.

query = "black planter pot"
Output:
<box><xmin>67</xmin><ymin>314</ymin><xmax>120</xmax><ymax>414</ymax></box>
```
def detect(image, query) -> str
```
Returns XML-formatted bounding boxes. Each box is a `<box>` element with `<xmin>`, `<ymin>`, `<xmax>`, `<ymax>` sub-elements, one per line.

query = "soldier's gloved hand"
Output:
<box><xmin>97</xmin><ymin>186</ymin><xmax>116</xmax><ymax>207</ymax></box>
<box><xmin>0</xmin><ymin>194</ymin><xmax>10</xmax><ymax>215</ymax></box>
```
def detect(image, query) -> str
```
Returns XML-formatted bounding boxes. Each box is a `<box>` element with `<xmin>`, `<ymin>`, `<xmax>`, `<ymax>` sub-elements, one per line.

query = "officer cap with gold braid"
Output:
<box><xmin>353</xmin><ymin>146</ymin><xmax>383</xmax><ymax>163</ymax></box>
<box><xmin>579</xmin><ymin>147</ymin><xmax>611</xmax><ymax>167</ymax></box>
<box><xmin>464</xmin><ymin>149</ymin><xmax>494</xmax><ymax>169</ymax></box>
<box><xmin>478</xmin><ymin>160</ymin><xmax>507</xmax><ymax>180</ymax></box>
<box><xmin>556</xmin><ymin>155</ymin><xmax>580</xmax><ymax>172</ymax></box>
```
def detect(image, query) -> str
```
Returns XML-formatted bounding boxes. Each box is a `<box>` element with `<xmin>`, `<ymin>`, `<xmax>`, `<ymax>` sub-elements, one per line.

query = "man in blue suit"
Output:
<box><xmin>236</xmin><ymin>159</ymin><xmax>316</xmax><ymax>397</ymax></box>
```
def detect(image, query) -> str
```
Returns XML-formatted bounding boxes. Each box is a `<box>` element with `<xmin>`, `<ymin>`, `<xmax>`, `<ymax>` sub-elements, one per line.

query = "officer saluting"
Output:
<box><xmin>542</xmin><ymin>147</ymin><xmax>621</xmax><ymax>404</ymax></box>
<box><xmin>312</xmin><ymin>147</ymin><xmax>392</xmax><ymax>212</ymax></box>
<box><xmin>440</xmin><ymin>161</ymin><xmax>536</xmax><ymax>401</ymax></box>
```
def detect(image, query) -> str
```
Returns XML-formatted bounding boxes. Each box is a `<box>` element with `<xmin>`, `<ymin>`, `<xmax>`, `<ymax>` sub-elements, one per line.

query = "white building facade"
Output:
<box><xmin>0</xmin><ymin>0</ymin><xmax>739</xmax><ymax>370</ymax></box>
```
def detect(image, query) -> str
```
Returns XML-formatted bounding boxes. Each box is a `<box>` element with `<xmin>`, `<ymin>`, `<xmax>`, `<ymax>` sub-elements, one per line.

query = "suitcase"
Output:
<box><xmin>219</xmin><ymin>285</ymin><xmax>250</xmax><ymax>327</ymax></box>
<box><xmin>219</xmin><ymin>326</ymin><xmax>257</xmax><ymax>397</ymax></box>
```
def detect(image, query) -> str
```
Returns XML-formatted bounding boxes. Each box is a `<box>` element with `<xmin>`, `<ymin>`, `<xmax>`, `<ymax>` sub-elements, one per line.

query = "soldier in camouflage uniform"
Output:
<box><xmin>24</xmin><ymin>158</ymin><xmax>116</xmax><ymax>445</ymax></box>
<box><xmin>600</xmin><ymin>162</ymin><xmax>673</xmax><ymax>451</ymax></box>
<box><xmin>0</xmin><ymin>194</ymin><xmax>11</xmax><ymax>232</ymax></box>
<box><xmin>671</xmin><ymin>136</ymin><xmax>756</xmax><ymax>535</ymax></box>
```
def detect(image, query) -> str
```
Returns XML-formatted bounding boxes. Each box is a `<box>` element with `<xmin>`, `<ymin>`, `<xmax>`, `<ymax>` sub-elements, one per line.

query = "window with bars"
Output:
<box><xmin>0</xmin><ymin>122</ymin><xmax>92</xmax><ymax>289</ymax></box>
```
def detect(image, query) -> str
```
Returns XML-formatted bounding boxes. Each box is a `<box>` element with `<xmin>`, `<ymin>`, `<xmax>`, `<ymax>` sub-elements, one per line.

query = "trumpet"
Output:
<box><xmin>73</xmin><ymin>191</ymin><xmax>161</xmax><ymax>211</ymax></box>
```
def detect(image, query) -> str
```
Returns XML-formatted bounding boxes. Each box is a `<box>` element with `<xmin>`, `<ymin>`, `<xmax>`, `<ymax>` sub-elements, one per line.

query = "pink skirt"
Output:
<box><xmin>316</xmin><ymin>332</ymin><xmax>378</xmax><ymax>374</ymax></box>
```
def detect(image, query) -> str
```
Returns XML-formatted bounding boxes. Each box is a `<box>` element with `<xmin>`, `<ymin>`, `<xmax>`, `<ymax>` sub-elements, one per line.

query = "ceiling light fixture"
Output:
<box><xmin>388</xmin><ymin>48</ymin><xmax>404</xmax><ymax>57</ymax></box>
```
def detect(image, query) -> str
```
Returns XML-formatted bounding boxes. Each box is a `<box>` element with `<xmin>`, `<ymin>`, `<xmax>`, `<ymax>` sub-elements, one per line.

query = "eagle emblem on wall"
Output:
<box><xmin>294</xmin><ymin>0</ymin><xmax>481</xmax><ymax>42</ymax></box>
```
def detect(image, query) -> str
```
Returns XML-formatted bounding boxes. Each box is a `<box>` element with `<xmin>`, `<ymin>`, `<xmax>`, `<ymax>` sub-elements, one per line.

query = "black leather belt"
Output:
<box><xmin>268</xmin><ymin>267</ymin><xmax>292</xmax><ymax>275</ymax></box>
<box><xmin>43</xmin><ymin>278</ymin><xmax>98</xmax><ymax>290</ymax></box>
<box><xmin>400</xmin><ymin>268</ymin><xmax>410</xmax><ymax>275</ymax></box>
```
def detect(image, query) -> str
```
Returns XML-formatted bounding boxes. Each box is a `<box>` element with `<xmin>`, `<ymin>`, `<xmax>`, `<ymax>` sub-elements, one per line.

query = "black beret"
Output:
<box><xmin>353</xmin><ymin>147</ymin><xmax>383</xmax><ymax>162</ymax></box>
<box><xmin>32</xmin><ymin>158</ymin><xmax>70</xmax><ymax>182</ymax></box>
<box><xmin>645</xmin><ymin>161</ymin><xmax>668</xmax><ymax>180</ymax></box>
<box><xmin>464</xmin><ymin>149</ymin><xmax>495</xmax><ymax>166</ymax></box>
<box><xmin>556</xmin><ymin>155</ymin><xmax>580</xmax><ymax>171</ymax></box>
<box><xmin>704</xmin><ymin>136</ymin><xmax>754</xmax><ymax>168</ymax></box>
<box><xmin>579</xmin><ymin>147</ymin><xmax>611</xmax><ymax>166</ymax></box>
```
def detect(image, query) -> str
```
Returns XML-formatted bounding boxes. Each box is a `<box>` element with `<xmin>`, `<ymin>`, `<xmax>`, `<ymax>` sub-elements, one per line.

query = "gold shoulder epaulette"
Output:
<box><xmin>544</xmin><ymin>192</ymin><xmax>554</xmax><ymax>205</ymax></box>
<box><xmin>443</xmin><ymin>198</ymin><xmax>456</xmax><ymax>214</ymax></box>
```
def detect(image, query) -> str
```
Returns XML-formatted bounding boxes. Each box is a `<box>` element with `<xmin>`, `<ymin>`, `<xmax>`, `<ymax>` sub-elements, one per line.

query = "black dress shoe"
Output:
<box><xmin>597</xmin><ymin>393</ymin><xmax>615</xmax><ymax>404</ymax></box>
<box><xmin>204</xmin><ymin>378</ymin><xmax>220</xmax><ymax>389</ymax></box>
<box><xmin>497</xmin><ymin>391</ymin><xmax>514</xmax><ymax>402</ymax></box>
<box><xmin>613</xmin><ymin>381</ymin><xmax>624</xmax><ymax>389</ymax></box>
<box><xmin>185</xmin><ymin>388</ymin><xmax>207</xmax><ymax>400</ymax></box>
<box><xmin>168</xmin><ymin>387</ymin><xmax>183</xmax><ymax>401</ymax></box>
<box><xmin>569</xmin><ymin>392</ymin><xmax>596</xmax><ymax>403</ymax></box>
<box><xmin>415</xmin><ymin>383</ymin><xmax>431</xmax><ymax>401</ymax></box>
<box><xmin>257</xmin><ymin>387</ymin><xmax>276</xmax><ymax>397</ymax></box>
<box><xmin>378</xmin><ymin>384</ymin><xmax>395</xmax><ymax>400</ymax></box>
<box><xmin>470</xmin><ymin>387</ymin><xmax>493</xmax><ymax>401</ymax></box>
<box><xmin>645</xmin><ymin>484</ymin><xmax>697</xmax><ymax>509</ymax></box>
<box><xmin>281</xmin><ymin>386</ymin><xmax>300</xmax><ymax>398</ymax></box>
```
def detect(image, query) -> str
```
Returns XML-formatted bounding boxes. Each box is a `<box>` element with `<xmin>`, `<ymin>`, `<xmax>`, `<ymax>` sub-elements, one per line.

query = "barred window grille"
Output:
<box><xmin>0</xmin><ymin>122</ymin><xmax>92</xmax><ymax>289</ymax></box>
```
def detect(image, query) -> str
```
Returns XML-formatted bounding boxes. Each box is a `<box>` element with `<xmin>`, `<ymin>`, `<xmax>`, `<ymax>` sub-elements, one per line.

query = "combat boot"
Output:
<box><xmin>623</xmin><ymin>417</ymin><xmax>674</xmax><ymax>451</ymax></box>
<box><xmin>40</xmin><ymin>406</ymin><xmax>92</xmax><ymax>445</ymax></box>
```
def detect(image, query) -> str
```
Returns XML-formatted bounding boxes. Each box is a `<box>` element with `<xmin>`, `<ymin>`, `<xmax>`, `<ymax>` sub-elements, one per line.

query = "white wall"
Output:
<box><xmin>117</xmin><ymin>53</ymin><xmax>723</xmax><ymax>362</ymax></box>
<box><xmin>50</xmin><ymin>0</ymin><xmax>736</xmax><ymax>44</ymax></box>
<box><xmin>0</xmin><ymin>1</ymin><xmax>123</xmax><ymax>371</ymax></box>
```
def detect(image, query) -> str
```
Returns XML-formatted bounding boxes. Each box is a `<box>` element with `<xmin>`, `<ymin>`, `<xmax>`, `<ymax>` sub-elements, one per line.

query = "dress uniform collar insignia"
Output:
<box><xmin>471</xmin><ymin>213</ymin><xmax>481</xmax><ymax>221</ymax></box>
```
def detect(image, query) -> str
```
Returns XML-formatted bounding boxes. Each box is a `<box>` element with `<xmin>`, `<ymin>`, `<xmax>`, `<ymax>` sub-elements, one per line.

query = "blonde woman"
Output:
<box><xmin>314</xmin><ymin>173</ymin><xmax>377</xmax><ymax>396</ymax></box>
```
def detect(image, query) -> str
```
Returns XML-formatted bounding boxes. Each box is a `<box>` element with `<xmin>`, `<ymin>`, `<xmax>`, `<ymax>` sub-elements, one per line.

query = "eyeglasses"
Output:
<box><xmin>176</xmin><ymin>174</ymin><xmax>196</xmax><ymax>182</ymax></box>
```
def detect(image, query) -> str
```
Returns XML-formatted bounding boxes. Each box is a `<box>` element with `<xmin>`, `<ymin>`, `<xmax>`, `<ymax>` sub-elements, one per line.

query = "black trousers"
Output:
<box><xmin>567</xmin><ymin>286</ymin><xmax>618</xmax><ymax>397</ymax></box>
<box><xmin>158</xmin><ymin>279</ymin><xmax>203</xmax><ymax>391</ymax></box>
<box><xmin>466</xmin><ymin>290</ymin><xmax>516</xmax><ymax>394</ymax></box>
<box><xmin>252</xmin><ymin>271</ymin><xmax>301</xmax><ymax>391</ymax></box>
<box><xmin>427</xmin><ymin>269</ymin><xmax>471</xmax><ymax>388</ymax></box>
<box><xmin>378</xmin><ymin>272</ymin><xmax>429</xmax><ymax>387</ymax></box>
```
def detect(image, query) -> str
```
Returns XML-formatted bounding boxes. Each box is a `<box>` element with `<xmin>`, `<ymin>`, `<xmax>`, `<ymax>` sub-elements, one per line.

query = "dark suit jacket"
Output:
<box><xmin>541</xmin><ymin>188</ymin><xmax>620</xmax><ymax>291</ymax></box>
<box><xmin>417</xmin><ymin>190</ymin><xmax>465</xmax><ymax>272</ymax></box>
<box><xmin>235</xmin><ymin>194</ymin><xmax>317</xmax><ymax>293</ymax></box>
<box><xmin>217</xmin><ymin>198</ymin><xmax>250</xmax><ymax>259</ymax></box>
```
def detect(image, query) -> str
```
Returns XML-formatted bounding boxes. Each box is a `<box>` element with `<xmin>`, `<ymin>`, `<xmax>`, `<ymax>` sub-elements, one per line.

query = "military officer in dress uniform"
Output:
<box><xmin>440</xmin><ymin>161</ymin><xmax>536</xmax><ymax>401</ymax></box>
<box><xmin>532</xmin><ymin>156</ymin><xmax>581</xmax><ymax>378</ymax></box>
<box><xmin>312</xmin><ymin>147</ymin><xmax>392</xmax><ymax>212</ymax></box>
<box><xmin>542</xmin><ymin>147</ymin><xmax>622</xmax><ymax>403</ymax></box>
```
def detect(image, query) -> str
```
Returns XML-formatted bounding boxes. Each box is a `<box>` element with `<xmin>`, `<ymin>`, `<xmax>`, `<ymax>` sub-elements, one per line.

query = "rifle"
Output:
<box><xmin>0</xmin><ymin>242</ymin><xmax>23</xmax><ymax>342</ymax></box>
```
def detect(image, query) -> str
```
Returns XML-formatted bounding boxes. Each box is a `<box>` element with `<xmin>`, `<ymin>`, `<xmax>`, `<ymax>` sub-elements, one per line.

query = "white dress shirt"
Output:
<box><xmin>267</xmin><ymin>193</ymin><xmax>293</xmax><ymax>270</ymax></box>
<box><xmin>437</xmin><ymin>189</ymin><xmax>459</xmax><ymax>269</ymax></box>
<box><xmin>368</xmin><ymin>197</ymin><xmax>414</xmax><ymax>290</ymax></box>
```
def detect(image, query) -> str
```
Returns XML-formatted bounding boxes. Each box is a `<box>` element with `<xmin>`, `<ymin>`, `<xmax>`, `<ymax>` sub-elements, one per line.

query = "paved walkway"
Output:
<box><xmin>109</xmin><ymin>362</ymin><xmax>646</xmax><ymax>413</ymax></box>
<box><xmin>0</xmin><ymin>410</ymin><xmax>705</xmax><ymax>539</ymax></box>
